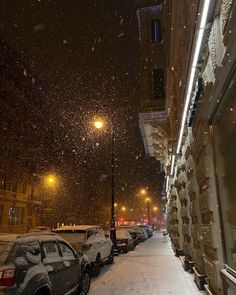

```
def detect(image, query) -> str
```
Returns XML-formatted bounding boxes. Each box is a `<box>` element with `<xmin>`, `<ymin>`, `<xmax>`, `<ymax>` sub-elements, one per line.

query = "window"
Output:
<box><xmin>151</xmin><ymin>20</ymin><xmax>161</xmax><ymax>43</ymax></box>
<box><xmin>22</xmin><ymin>182</ymin><xmax>27</xmax><ymax>194</ymax></box>
<box><xmin>0</xmin><ymin>205</ymin><xmax>3</xmax><ymax>225</ymax></box>
<box><xmin>153</xmin><ymin>68</ymin><xmax>165</xmax><ymax>99</ymax></box>
<box><xmin>42</xmin><ymin>242</ymin><xmax>60</xmax><ymax>263</ymax></box>
<box><xmin>8</xmin><ymin>207</ymin><xmax>24</xmax><ymax>225</ymax></box>
<box><xmin>212</xmin><ymin>91</ymin><xmax>236</xmax><ymax>271</ymax></box>
<box><xmin>0</xmin><ymin>177</ymin><xmax>7</xmax><ymax>190</ymax></box>
<box><xmin>12</xmin><ymin>179</ymin><xmax>18</xmax><ymax>193</ymax></box>
<box><xmin>59</xmin><ymin>242</ymin><xmax>76</xmax><ymax>260</ymax></box>
<box><xmin>18</xmin><ymin>241</ymin><xmax>41</xmax><ymax>264</ymax></box>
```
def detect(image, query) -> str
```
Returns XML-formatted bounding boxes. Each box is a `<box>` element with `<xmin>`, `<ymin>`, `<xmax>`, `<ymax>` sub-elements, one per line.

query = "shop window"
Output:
<box><xmin>151</xmin><ymin>19</ymin><xmax>161</xmax><ymax>43</ymax></box>
<box><xmin>212</xmin><ymin>93</ymin><xmax>236</xmax><ymax>271</ymax></box>
<box><xmin>8</xmin><ymin>207</ymin><xmax>24</xmax><ymax>225</ymax></box>
<box><xmin>153</xmin><ymin>68</ymin><xmax>165</xmax><ymax>99</ymax></box>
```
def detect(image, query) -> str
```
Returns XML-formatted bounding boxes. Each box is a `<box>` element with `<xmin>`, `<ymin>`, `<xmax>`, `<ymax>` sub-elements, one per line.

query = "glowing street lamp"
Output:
<box><xmin>44</xmin><ymin>174</ymin><xmax>58</xmax><ymax>188</ymax></box>
<box><xmin>121</xmin><ymin>206</ymin><xmax>126</xmax><ymax>212</ymax></box>
<box><xmin>140</xmin><ymin>188</ymin><xmax>147</xmax><ymax>195</ymax></box>
<box><xmin>94</xmin><ymin>119</ymin><xmax>105</xmax><ymax>130</ymax></box>
<box><xmin>145</xmin><ymin>197</ymin><xmax>151</xmax><ymax>225</ymax></box>
<box><xmin>93</xmin><ymin>116</ymin><xmax>117</xmax><ymax>249</ymax></box>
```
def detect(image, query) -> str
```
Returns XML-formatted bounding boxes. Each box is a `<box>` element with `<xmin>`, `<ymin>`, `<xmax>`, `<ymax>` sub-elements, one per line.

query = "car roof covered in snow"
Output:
<box><xmin>54</xmin><ymin>225</ymin><xmax>100</xmax><ymax>231</ymax></box>
<box><xmin>0</xmin><ymin>232</ymin><xmax>65</xmax><ymax>244</ymax></box>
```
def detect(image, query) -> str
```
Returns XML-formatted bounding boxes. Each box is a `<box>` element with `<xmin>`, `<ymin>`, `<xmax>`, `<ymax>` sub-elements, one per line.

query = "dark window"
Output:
<box><xmin>0</xmin><ymin>177</ymin><xmax>7</xmax><ymax>190</ymax></box>
<box><xmin>12</xmin><ymin>179</ymin><xmax>18</xmax><ymax>193</ymax></box>
<box><xmin>8</xmin><ymin>207</ymin><xmax>24</xmax><ymax>225</ymax></box>
<box><xmin>153</xmin><ymin>68</ymin><xmax>165</xmax><ymax>99</ymax></box>
<box><xmin>22</xmin><ymin>182</ymin><xmax>27</xmax><ymax>194</ymax></box>
<box><xmin>151</xmin><ymin>20</ymin><xmax>161</xmax><ymax>43</ymax></box>
<box><xmin>0</xmin><ymin>205</ymin><xmax>3</xmax><ymax>224</ymax></box>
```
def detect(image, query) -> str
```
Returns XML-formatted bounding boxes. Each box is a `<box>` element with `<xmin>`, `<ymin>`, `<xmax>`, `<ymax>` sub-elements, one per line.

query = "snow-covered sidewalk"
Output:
<box><xmin>89</xmin><ymin>232</ymin><xmax>205</xmax><ymax>295</ymax></box>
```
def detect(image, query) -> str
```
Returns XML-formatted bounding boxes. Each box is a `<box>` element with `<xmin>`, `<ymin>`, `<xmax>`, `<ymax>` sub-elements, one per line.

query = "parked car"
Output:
<box><xmin>139</xmin><ymin>225</ymin><xmax>153</xmax><ymax>238</ymax></box>
<box><xmin>53</xmin><ymin>225</ymin><xmax>114</xmax><ymax>276</ymax></box>
<box><xmin>119</xmin><ymin>226</ymin><xmax>142</xmax><ymax>246</ymax></box>
<box><xmin>0</xmin><ymin>232</ymin><xmax>91</xmax><ymax>295</ymax></box>
<box><xmin>138</xmin><ymin>227</ymin><xmax>148</xmax><ymax>241</ymax></box>
<box><xmin>116</xmin><ymin>229</ymin><xmax>135</xmax><ymax>253</ymax></box>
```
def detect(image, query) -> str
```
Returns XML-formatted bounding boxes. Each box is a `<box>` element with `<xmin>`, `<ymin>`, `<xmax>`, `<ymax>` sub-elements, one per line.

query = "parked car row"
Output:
<box><xmin>0</xmin><ymin>224</ymin><xmax>153</xmax><ymax>295</ymax></box>
<box><xmin>116</xmin><ymin>225</ymin><xmax>153</xmax><ymax>254</ymax></box>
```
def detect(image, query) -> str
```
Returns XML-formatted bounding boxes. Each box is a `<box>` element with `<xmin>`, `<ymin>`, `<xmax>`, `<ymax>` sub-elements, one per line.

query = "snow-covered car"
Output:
<box><xmin>139</xmin><ymin>225</ymin><xmax>153</xmax><ymax>238</ymax></box>
<box><xmin>53</xmin><ymin>225</ymin><xmax>114</xmax><ymax>276</ymax></box>
<box><xmin>116</xmin><ymin>229</ymin><xmax>135</xmax><ymax>253</ymax></box>
<box><xmin>0</xmin><ymin>232</ymin><xmax>91</xmax><ymax>295</ymax></box>
<box><xmin>119</xmin><ymin>226</ymin><xmax>142</xmax><ymax>246</ymax></box>
<box><xmin>138</xmin><ymin>227</ymin><xmax>148</xmax><ymax>241</ymax></box>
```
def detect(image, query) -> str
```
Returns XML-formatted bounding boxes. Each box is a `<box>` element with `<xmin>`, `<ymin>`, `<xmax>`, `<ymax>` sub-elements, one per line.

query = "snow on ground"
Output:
<box><xmin>89</xmin><ymin>232</ymin><xmax>205</xmax><ymax>295</ymax></box>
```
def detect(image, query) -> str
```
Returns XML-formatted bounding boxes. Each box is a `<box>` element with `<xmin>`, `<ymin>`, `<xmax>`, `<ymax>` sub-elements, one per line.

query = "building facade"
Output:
<box><xmin>0</xmin><ymin>40</ymin><xmax>53</xmax><ymax>233</ymax></box>
<box><xmin>138</xmin><ymin>0</ymin><xmax>236</xmax><ymax>294</ymax></box>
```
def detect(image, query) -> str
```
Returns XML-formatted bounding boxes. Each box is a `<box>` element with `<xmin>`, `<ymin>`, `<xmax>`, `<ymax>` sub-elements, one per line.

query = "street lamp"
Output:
<box><xmin>42</xmin><ymin>173</ymin><xmax>59</xmax><ymax>227</ymax></box>
<box><xmin>145</xmin><ymin>197</ymin><xmax>151</xmax><ymax>225</ymax></box>
<box><xmin>140</xmin><ymin>188</ymin><xmax>147</xmax><ymax>196</ymax></box>
<box><xmin>44</xmin><ymin>174</ymin><xmax>58</xmax><ymax>188</ymax></box>
<box><xmin>121</xmin><ymin>206</ymin><xmax>126</xmax><ymax>212</ymax></box>
<box><xmin>93</xmin><ymin>116</ymin><xmax>117</xmax><ymax>248</ymax></box>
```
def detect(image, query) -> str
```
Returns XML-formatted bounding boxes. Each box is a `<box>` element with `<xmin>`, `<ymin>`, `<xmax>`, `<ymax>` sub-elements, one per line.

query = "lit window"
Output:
<box><xmin>8</xmin><ymin>207</ymin><xmax>24</xmax><ymax>225</ymax></box>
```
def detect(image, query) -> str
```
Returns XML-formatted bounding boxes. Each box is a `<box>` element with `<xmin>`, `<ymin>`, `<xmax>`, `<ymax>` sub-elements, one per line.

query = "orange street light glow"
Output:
<box><xmin>94</xmin><ymin>120</ymin><xmax>104</xmax><ymax>129</ymax></box>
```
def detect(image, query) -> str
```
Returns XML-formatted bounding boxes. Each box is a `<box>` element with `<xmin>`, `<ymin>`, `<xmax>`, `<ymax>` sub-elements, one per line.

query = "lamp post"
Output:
<box><xmin>145</xmin><ymin>197</ymin><xmax>151</xmax><ymax>225</ymax></box>
<box><xmin>42</xmin><ymin>174</ymin><xmax>58</xmax><ymax>227</ymax></box>
<box><xmin>93</xmin><ymin>117</ymin><xmax>117</xmax><ymax>248</ymax></box>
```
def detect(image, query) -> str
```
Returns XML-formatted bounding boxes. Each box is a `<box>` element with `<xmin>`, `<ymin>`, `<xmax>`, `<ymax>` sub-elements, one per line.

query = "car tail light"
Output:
<box><xmin>82</xmin><ymin>244</ymin><xmax>92</xmax><ymax>251</ymax></box>
<box><xmin>0</xmin><ymin>268</ymin><xmax>16</xmax><ymax>286</ymax></box>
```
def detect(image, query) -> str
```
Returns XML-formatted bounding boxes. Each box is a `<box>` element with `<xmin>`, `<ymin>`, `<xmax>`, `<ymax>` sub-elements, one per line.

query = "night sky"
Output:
<box><xmin>0</xmin><ymin>0</ymin><xmax>164</xmax><ymax>215</ymax></box>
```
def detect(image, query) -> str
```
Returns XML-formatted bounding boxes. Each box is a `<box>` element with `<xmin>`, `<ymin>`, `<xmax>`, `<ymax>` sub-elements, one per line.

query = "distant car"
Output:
<box><xmin>53</xmin><ymin>225</ymin><xmax>114</xmax><ymax>277</ymax></box>
<box><xmin>139</xmin><ymin>225</ymin><xmax>153</xmax><ymax>238</ymax></box>
<box><xmin>116</xmin><ymin>229</ymin><xmax>135</xmax><ymax>253</ymax></box>
<box><xmin>28</xmin><ymin>226</ymin><xmax>51</xmax><ymax>233</ymax></box>
<box><xmin>0</xmin><ymin>232</ymin><xmax>91</xmax><ymax>295</ymax></box>
<box><xmin>119</xmin><ymin>226</ymin><xmax>142</xmax><ymax>246</ymax></box>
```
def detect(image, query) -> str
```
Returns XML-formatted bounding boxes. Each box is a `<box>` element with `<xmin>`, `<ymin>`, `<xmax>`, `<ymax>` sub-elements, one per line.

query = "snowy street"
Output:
<box><xmin>90</xmin><ymin>232</ymin><xmax>205</xmax><ymax>295</ymax></box>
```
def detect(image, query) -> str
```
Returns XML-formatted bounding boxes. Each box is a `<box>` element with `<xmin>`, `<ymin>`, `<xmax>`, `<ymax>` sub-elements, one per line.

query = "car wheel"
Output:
<box><xmin>107</xmin><ymin>247</ymin><xmax>114</xmax><ymax>264</ymax></box>
<box><xmin>93</xmin><ymin>254</ymin><xmax>101</xmax><ymax>277</ymax></box>
<box><xmin>77</xmin><ymin>269</ymin><xmax>91</xmax><ymax>295</ymax></box>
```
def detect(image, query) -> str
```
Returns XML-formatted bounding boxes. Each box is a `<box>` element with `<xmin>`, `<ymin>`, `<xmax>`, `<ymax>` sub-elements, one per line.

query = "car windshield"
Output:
<box><xmin>55</xmin><ymin>230</ymin><xmax>87</xmax><ymax>244</ymax></box>
<box><xmin>0</xmin><ymin>242</ymin><xmax>13</xmax><ymax>265</ymax></box>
